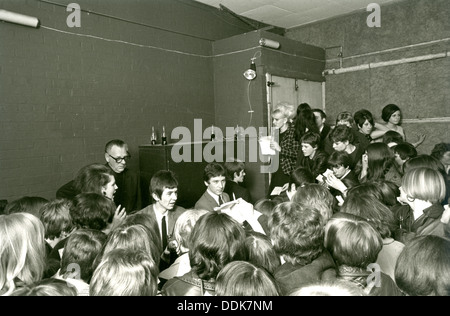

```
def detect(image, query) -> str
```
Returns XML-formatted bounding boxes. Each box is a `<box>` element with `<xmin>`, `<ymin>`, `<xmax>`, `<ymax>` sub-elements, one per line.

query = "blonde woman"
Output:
<box><xmin>0</xmin><ymin>213</ymin><xmax>47</xmax><ymax>296</ymax></box>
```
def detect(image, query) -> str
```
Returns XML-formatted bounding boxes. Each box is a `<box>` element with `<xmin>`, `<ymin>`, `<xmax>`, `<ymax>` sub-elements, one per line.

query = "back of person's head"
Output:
<box><xmin>371</xmin><ymin>180</ymin><xmax>400</xmax><ymax>208</ymax></box>
<box><xmin>430</xmin><ymin>142</ymin><xmax>450</xmax><ymax>163</ymax></box>
<box><xmin>269</xmin><ymin>202</ymin><xmax>324</xmax><ymax>265</ymax></box>
<box><xmin>215</xmin><ymin>261</ymin><xmax>280</xmax><ymax>296</ymax></box>
<box><xmin>121</xmin><ymin>213</ymin><xmax>162</xmax><ymax>255</ymax></box>
<box><xmin>329</xmin><ymin>125</ymin><xmax>354</xmax><ymax>144</ymax></box>
<box><xmin>324</xmin><ymin>212</ymin><xmax>382</xmax><ymax>269</ymax></box>
<box><xmin>401</xmin><ymin>167</ymin><xmax>446</xmax><ymax>204</ymax></box>
<box><xmin>39</xmin><ymin>198</ymin><xmax>73</xmax><ymax>241</ymax></box>
<box><xmin>290</xmin><ymin>279</ymin><xmax>367</xmax><ymax>296</ymax></box>
<box><xmin>0</xmin><ymin>213</ymin><xmax>47</xmax><ymax>295</ymax></box>
<box><xmin>289</xmin><ymin>167</ymin><xmax>314</xmax><ymax>188</ymax></box>
<box><xmin>292</xmin><ymin>184</ymin><xmax>335</xmax><ymax>224</ymax></box>
<box><xmin>69</xmin><ymin>192</ymin><xmax>115</xmax><ymax>231</ymax></box>
<box><xmin>97</xmin><ymin>224</ymin><xmax>161</xmax><ymax>270</ymax></box>
<box><xmin>365</xmin><ymin>142</ymin><xmax>395</xmax><ymax>181</ymax></box>
<box><xmin>335</xmin><ymin>111</ymin><xmax>354</xmax><ymax>127</ymax></box>
<box><xmin>9</xmin><ymin>278</ymin><xmax>77</xmax><ymax>296</ymax></box>
<box><xmin>223</xmin><ymin>159</ymin><xmax>245</xmax><ymax>181</ymax></box>
<box><xmin>60</xmin><ymin>228</ymin><xmax>107</xmax><ymax>283</ymax></box>
<box><xmin>381</xmin><ymin>104</ymin><xmax>401</xmax><ymax>122</ymax></box>
<box><xmin>402</xmin><ymin>154</ymin><xmax>446</xmax><ymax>175</ymax></box>
<box><xmin>150</xmin><ymin>170</ymin><xmax>178</xmax><ymax>200</ymax></box>
<box><xmin>297</xmin><ymin>102</ymin><xmax>312</xmax><ymax>114</ymax></box>
<box><xmin>174</xmin><ymin>209</ymin><xmax>208</xmax><ymax>252</ymax></box>
<box><xmin>74</xmin><ymin>163</ymin><xmax>114</xmax><ymax>195</ymax></box>
<box><xmin>105</xmin><ymin>139</ymin><xmax>127</xmax><ymax>152</ymax></box>
<box><xmin>203</xmin><ymin>162</ymin><xmax>226</xmax><ymax>183</ymax></box>
<box><xmin>393</xmin><ymin>142</ymin><xmax>417</xmax><ymax>161</ymax></box>
<box><xmin>353</xmin><ymin>109</ymin><xmax>374</xmax><ymax>129</ymax></box>
<box><xmin>328</xmin><ymin>150</ymin><xmax>352</xmax><ymax>169</ymax></box>
<box><xmin>254</xmin><ymin>199</ymin><xmax>278</xmax><ymax>218</ymax></box>
<box><xmin>383</xmin><ymin>130</ymin><xmax>403</xmax><ymax>144</ymax></box>
<box><xmin>4</xmin><ymin>196</ymin><xmax>49</xmax><ymax>217</ymax></box>
<box><xmin>189</xmin><ymin>211</ymin><xmax>246</xmax><ymax>280</ymax></box>
<box><xmin>395</xmin><ymin>235</ymin><xmax>450</xmax><ymax>296</ymax></box>
<box><xmin>340</xmin><ymin>195</ymin><xmax>396</xmax><ymax>239</ymax></box>
<box><xmin>347</xmin><ymin>182</ymin><xmax>384</xmax><ymax>202</ymax></box>
<box><xmin>90</xmin><ymin>248</ymin><xmax>158</xmax><ymax>296</ymax></box>
<box><xmin>295</xmin><ymin>108</ymin><xmax>319</xmax><ymax>140</ymax></box>
<box><xmin>243</xmin><ymin>231</ymin><xmax>280</xmax><ymax>275</ymax></box>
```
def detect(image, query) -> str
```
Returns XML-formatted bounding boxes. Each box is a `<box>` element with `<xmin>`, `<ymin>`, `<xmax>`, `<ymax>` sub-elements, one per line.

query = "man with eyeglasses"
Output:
<box><xmin>56</xmin><ymin>139</ymin><xmax>142</xmax><ymax>214</ymax></box>
<box><xmin>104</xmin><ymin>139</ymin><xmax>142</xmax><ymax>213</ymax></box>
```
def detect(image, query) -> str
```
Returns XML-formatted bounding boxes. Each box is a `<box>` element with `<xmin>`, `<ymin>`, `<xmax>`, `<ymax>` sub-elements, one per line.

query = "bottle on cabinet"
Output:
<box><xmin>151</xmin><ymin>126</ymin><xmax>157</xmax><ymax>145</ymax></box>
<box><xmin>162</xmin><ymin>126</ymin><xmax>167</xmax><ymax>145</ymax></box>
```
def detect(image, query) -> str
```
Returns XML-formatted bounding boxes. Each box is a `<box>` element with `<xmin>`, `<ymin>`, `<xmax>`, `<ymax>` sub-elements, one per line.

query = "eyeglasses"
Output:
<box><xmin>107</xmin><ymin>153</ymin><xmax>131</xmax><ymax>163</ymax></box>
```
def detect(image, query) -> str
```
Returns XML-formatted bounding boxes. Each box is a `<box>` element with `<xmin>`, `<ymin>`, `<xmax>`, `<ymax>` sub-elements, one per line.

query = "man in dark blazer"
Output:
<box><xmin>312</xmin><ymin>108</ymin><xmax>332</xmax><ymax>147</ymax></box>
<box><xmin>136</xmin><ymin>170</ymin><xmax>185</xmax><ymax>272</ymax></box>
<box><xmin>56</xmin><ymin>139</ymin><xmax>142</xmax><ymax>214</ymax></box>
<box><xmin>194</xmin><ymin>162</ymin><xmax>230</xmax><ymax>212</ymax></box>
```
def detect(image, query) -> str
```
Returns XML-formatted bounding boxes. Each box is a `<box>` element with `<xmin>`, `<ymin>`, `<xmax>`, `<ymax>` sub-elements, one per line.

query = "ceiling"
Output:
<box><xmin>193</xmin><ymin>0</ymin><xmax>401</xmax><ymax>29</ymax></box>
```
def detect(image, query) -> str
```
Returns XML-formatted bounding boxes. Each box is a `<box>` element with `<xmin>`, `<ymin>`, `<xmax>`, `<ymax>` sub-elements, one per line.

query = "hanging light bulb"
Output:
<box><xmin>243</xmin><ymin>58</ymin><xmax>257</xmax><ymax>80</ymax></box>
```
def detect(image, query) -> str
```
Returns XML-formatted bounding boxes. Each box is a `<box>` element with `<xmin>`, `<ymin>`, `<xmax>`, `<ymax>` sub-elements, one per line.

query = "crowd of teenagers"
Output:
<box><xmin>1</xmin><ymin>103</ymin><xmax>449</xmax><ymax>296</ymax></box>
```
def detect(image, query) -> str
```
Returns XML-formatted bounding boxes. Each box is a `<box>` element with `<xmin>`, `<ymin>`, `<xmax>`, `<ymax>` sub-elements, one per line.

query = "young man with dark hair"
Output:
<box><xmin>136</xmin><ymin>170</ymin><xmax>185</xmax><ymax>271</ymax></box>
<box><xmin>194</xmin><ymin>162</ymin><xmax>230</xmax><ymax>212</ymax></box>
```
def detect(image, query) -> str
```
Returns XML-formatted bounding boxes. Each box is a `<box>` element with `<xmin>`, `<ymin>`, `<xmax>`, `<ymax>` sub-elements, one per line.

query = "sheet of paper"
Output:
<box><xmin>259</xmin><ymin>136</ymin><xmax>275</xmax><ymax>155</ymax></box>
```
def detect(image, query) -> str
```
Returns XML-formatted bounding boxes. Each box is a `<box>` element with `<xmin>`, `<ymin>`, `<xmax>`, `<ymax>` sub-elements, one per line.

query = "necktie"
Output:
<box><xmin>161</xmin><ymin>216</ymin><xmax>168</xmax><ymax>250</ymax></box>
<box><xmin>218</xmin><ymin>195</ymin><xmax>224</xmax><ymax>206</ymax></box>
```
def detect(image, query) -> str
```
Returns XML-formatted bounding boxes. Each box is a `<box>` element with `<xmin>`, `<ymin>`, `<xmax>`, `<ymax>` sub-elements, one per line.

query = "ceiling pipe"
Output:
<box><xmin>323</xmin><ymin>51</ymin><xmax>448</xmax><ymax>76</ymax></box>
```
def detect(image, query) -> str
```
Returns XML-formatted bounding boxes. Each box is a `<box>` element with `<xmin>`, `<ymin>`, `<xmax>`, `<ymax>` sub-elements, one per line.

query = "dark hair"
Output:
<box><xmin>364</xmin><ymin>142</ymin><xmax>396</xmax><ymax>182</ymax></box>
<box><xmin>381</xmin><ymin>104</ymin><xmax>401</xmax><ymax>122</ymax></box>
<box><xmin>393</xmin><ymin>142</ymin><xmax>417</xmax><ymax>160</ymax></box>
<box><xmin>254</xmin><ymin>198</ymin><xmax>278</xmax><ymax>218</ymax></box>
<box><xmin>223</xmin><ymin>159</ymin><xmax>245</xmax><ymax>181</ymax></box>
<box><xmin>74</xmin><ymin>163</ymin><xmax>114</xmax><ymax>195</ymax></box>
<box><xmin>402</xmin><ymin>154</ymin><xmax>446</xmax><ymax>175</ymax></box>
<box><xmin>70</xmin><ymin>192</ymin><xmax>115</xmax><ymax>231</ymax></box>
<box><xmin>300</xmin><ymin>131</ymin><xmax>321</xmax><ymax>148</ymax></box>
<box><xmin>372</xmin><ymin>180</ymin><xmax>400</xmax><ymax>208</ymax></box>
<box><xmin>289</xmin><ymin>167</ymin><xmax>314</xmax><ymax>188</ymax></box>
<box><xmin>329</xmin><ymin>125</ymin><xmax>354</xmax><ymax>144</ymax></box>
<box><xmin>150</xmin><ymin>170</ymin><xmax>178</xmax><ymax>199</ymax></box>
<box><xmin>294</xmin><ymin>108</ymin><xmax>320</xmax><ymax>141</ymax></box>
<box><xmin>203</xmin><ymin>162</ymin><xmax>226</xmax><ymax>182</ymax></box>
<box><xmin>395</xmin><ymin>235</ymin><xmax>450</xmax><ymax>296</ymax></box>
<box><xmin>353</xmin><ymin>109</ymin><xmax>374</xmax><ymax>129</ymax></box>
<box><xmin>105</xmin><ymin>139</ymin><xmax>127</xmax><ymax>152</ymax></box>
<box><xmin>325</xmin><ymin>212</ymin><xmax>382</xmax><ymax>268</ymax></box>
<box><xmin>328</xmin><ymin>151</ymin><xmax>352</xmax><ymax>169</ymax></box>
<box><xmin>341</xmin><ymin>195</ymin><xmax>396</xmax><ymax>239</ymax></box>
<box><xmin>4</xmin><ymin>196</ymin><xmax>49</xmax><ymax>217</ymax></box>
<box><xmin>312</xmin><ymin>108</ymin><xmax>326</xmax><ymax>120</ymax></box>
<box><xmin>61</xmin><ymin>229</ymin><xmax>107</xmax><ymax>283</ymax></box>
<box><xmin>189</xmin><ymin>212</ymin><xmax>246</xmax><ymax>280</ymax></box>
<box><xmin>382</xmin><ymin>130</ymin><xmax>403</xmax><ymax>145</ymax></box>
<box><xmin>269</xmin><ymin>202</ymin><xmax>324</xmax><ymax>265</ymax></box>
<box><xmin>297</xmin><ymin>103</ymin><xmax>311</xmax><ymax>115</ymax></box>
<box><xmin>430</xmin><ymin>142</ymin><xmax>450</xmax><ymax>161</ymax></box>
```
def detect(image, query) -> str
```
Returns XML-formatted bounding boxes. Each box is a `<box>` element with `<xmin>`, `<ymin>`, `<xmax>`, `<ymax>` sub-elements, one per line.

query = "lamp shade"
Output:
<box><xmin>243</xmin><ymin>60</ymin><xmax>257</xmax><ymax>80</ymax></box>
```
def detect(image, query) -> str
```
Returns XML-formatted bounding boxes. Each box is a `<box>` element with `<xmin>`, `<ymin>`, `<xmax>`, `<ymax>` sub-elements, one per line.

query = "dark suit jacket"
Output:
<box><xmin>224</xmin><ymin>180</ymin><xmax>252</xmax><ymax>203</ymax></box>
<box><xmin>297</xmin><ymin>149</ymin><xmax>329</xmax><ymax>178</ymax></box>
<box><xmin>135</xmin><ymin>204</ymin><xmax>186</xmax><ymax>250</ymax></box>
<box><xmin>194</xmin><ymin>191</ymin><xmax>230</xmax><ymax>212</ymax></box>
